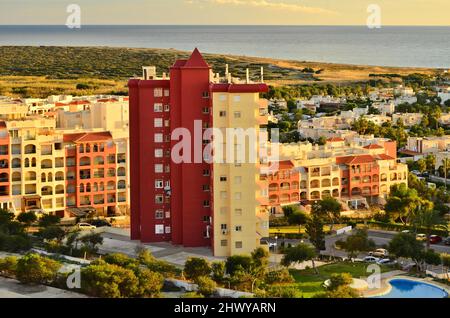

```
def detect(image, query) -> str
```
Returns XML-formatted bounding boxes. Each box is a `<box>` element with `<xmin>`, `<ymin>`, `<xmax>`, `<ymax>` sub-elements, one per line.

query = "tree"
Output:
<box><xmin>38</xmin><ymin>226</ymin><xmax>66</xmax><ymax>243</ymax></box>
<box><xmin>184</xmin><ymin>257</ymin><xmax>211</xmax><ymax>281</ymax></box>
<box><xmin>17</xmin><ymin>212</ymin><xmax>37</xmax><ymax>227</ymax></box>
<box><xmin>16</xmin><ymin>253</ymin><xmax>61</xmax><ymax>285</ymax></box>
<box><xmin>0</xmin><ymin>209</ymin><xmax>14</xmax><ymax>225</ymax></box>
<box><xmin>79</xmin><ymin>233</ymin><xmax>104</xmax><ymax>252</ymax></box>
<box><xmin>416</xmin><ymin>159</ymin><xmax>427</xmax><ymax>174</ymax></box>
<box><xmin>251</xmin><ymin>247</ymin><xmax>269</xmax><ymax>270</ymax></box>
<box><xmin>282</xmin><ymin>205</ymin><xmax>299</xmax><ymax>218</ymax></box>
<box><xmin>281</xmin><ymin>243</ymin><xmax>317</xmax><ymax>271</ymax></box>
<box><xmin>38</xmin><ymin>214</ymin><xmax>61</xmax><ymax>228</ymax></box>
<box><xmin>385</xmin><ymin>184</ymin><xmax>430</xmax><ymax>225</ymax></box>
<box><xmin>288</xmin><ymin>211</ymin><xmax>308</xmax><ymax>234</ymax></box>
<box><xmin>195</xmin><ymin>276</ymin><xmax>217</xmax><ymax>297</ymax></box>
<box><xmin>340</xmin><ymin>229</ymin><xmax>376</xmax><ymax>259</ymax></box>
<box><xmin>312</xmin><ymin>198</ymin><xmax>342</xmax><ymax>232</ymax></box>
<box><xmin>305</xmin><ymin>214</ymin><xmax>326</xmax><ymax>273</ymax></box>
<box><xmin>411</xmin><ymin>207</ymin><xmax>448</xmax><ymax>250</ymax></box>
<box><xmin>388</xmin><ymin>232</ymin><xmax>440</xmax><ymax>272</ymax></box>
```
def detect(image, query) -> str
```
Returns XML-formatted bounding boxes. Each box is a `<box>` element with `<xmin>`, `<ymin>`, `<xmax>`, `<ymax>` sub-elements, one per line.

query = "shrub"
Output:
<box><xmin>265</xmin><ymin>269</ymin><xmax>294</xmax><ymax>285</ymax></box>
<box><xmin>103</xmin><ymin>253</ymin><xmax>138</xmax><ymax>269</ymax></box>
<box><xmin>195</xmin><ymin>276</ymin><xmax>217</xmax><ymax>297</ymax></box>
<box><xmin>264</xmin><ymin>286</ymin><xmax>298</xmax><ymax>298</ymax></box>
<box><xmin>328</xmin><ymin>273</ymin><xmax>353</xmax><ymax>291</ymax></box>
<box><xmin>182</xmin><ymin>291</ymin><xmax>205</xmax><ymax>298</ymax></box>
<box><xmin>211</xmin><ymin>261</ymin><xmax>226</xmax><ymax>282</ymax></box>
<box><xmin>0</xmin><ymin>256</ymin><xmax>18</xmax><ymax>276</ymax></box>
<box><xmin>15</xmin><ymin>254</ymin><xmax>61</xmax><ymax>285</ymax></box>
<box><xmin>134</xmin><ymin>268</ymin><xmax>164</xmax><ymax>298</ymax></box>
<box><xmin>184</xmin><ymin>258</ymin><xmax>211</xmax><ymax>281</ymax></box>
<box><xmin>225</xmin><ymin>255</ymin><xmax>253</xmax><ymax>276</ymax></box>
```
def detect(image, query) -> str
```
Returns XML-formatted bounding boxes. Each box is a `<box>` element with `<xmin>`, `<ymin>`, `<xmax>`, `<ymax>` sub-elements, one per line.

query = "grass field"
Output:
<box><xmin>285</xmin><ymin>262</ymin><xmax>391</xmax><ymax>298</ymax></box>
<box><xmin>0</xmin><ymin>46</ymin><xmax>439</xmax><ymax>98</ymax></box>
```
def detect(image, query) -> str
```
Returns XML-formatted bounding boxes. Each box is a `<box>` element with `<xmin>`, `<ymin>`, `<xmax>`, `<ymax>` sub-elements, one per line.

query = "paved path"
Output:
<box><xmin>0</xmin><ymin>277</ymin><xmax>87</xmax><ymax>298</ymax></box>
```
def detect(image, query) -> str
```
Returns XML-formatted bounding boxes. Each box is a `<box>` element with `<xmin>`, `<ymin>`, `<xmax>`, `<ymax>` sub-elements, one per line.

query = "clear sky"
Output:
<box><xmin>0</xmin><ymin>0</ymin><xmax>449</xmax><ymax>26</ymax></box>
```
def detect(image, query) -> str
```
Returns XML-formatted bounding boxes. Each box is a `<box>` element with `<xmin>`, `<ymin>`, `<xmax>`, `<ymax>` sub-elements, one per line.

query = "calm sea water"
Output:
<box><xmin>0</xmin><ymin>25</ymin><xmax>449</xmax><ymax>68</ymax></box>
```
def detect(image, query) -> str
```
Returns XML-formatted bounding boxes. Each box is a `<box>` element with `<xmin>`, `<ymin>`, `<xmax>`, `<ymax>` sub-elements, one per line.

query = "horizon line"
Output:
<box><xmin>1</xmin><ymin>24</ymin><xmax>449</xmax><ymax>27</ymax></box>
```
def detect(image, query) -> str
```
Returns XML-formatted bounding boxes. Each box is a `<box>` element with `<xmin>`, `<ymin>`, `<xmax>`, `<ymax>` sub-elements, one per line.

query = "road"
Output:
<box><xmin>267</xmin><ymin>230</ymin><xmax>450</xmax><ymax>256</ymax></box>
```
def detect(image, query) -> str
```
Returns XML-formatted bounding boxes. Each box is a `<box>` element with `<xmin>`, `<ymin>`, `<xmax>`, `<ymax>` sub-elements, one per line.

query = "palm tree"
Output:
<box><xmin>411</xmin><ymin>207</ymin><xmax>448</xmax><ymax>250</ymax></box>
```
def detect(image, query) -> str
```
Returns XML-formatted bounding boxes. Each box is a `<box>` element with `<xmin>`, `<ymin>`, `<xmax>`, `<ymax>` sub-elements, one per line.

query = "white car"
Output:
<box><xmin>363</xmin><ymin>256</ymin><xmax>380</xmax><ymax>263</ymax></box>
<box><xmin>77</xmin><ymin>223</ymin><xmax>96</xmax><ymax>230</ymax></box>
<box><xmin>377</xmin><ymin>258</ymin><xmax>397</xmax><ymax>265</ymax></box>
<box><xmin>369</xmin><ymin>249</ymin><xmax>389</xmax><ymax>258</ymax></box>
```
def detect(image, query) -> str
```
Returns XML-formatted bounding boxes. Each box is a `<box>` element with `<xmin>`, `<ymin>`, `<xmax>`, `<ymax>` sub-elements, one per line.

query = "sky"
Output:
<box><xmin>0</xmin><ymin>0</ymin><xmax>449</xmax><ymax>26</ymax></box>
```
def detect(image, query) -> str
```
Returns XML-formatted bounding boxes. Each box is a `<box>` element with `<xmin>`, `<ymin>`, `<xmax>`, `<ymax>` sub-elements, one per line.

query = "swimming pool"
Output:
<box><xmin>377</xmin><ymin>279</ymin><xmax>448</xmax><ymax>298</ymax></box>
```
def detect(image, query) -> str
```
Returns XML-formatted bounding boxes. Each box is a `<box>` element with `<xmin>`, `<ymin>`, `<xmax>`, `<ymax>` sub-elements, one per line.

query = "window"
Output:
<box><xmin>154</xmin><ymin>103</ymin><xmax>163</xmax><ymax>112</ymax></box>
<box><xmin>233</xmin><ymin>95</ymin><xmax>241</xmax><ymax>102</ymax></box>
<box><xmin>203</xmin><ymin>169</ymin><xmax>210</xmax><ymax>176</ymax></box>
<box><xmin>219</xmin><ymin>111</ymin><xmax>227</xmax><ymax>117</ymax></box>
<box><xmin>155</xmin><ymin>149</ymin><xmax>163</xmax><ymax>158</ymax></box>
<box><xmin>235</xmin><ymin>209</ymin><xmax>243</xmax><ymax>216</ymax></box>
<box><xmin>203</xmin><ymin>184</ymin><xmax>210</xmax><ymax>192</ymax></box>
<box><xmin>221</xmin><ymin>240</ymin><xmax>228</xmax><ymax>247</ymax></box>
<box><xmin>221</xmin><ymin>224</ymin><xmax>228</xmax><ymax>230</ymax></box>
<box><xmin>234</xmin><ymin>111</ymin><xmax>241</xmax><ymax>119</ymax></box>
<box><xmin>164</xmin><ymin>104</ymin><xmax>170</xmax><ymax>112</ymax></box>
<box><xmin>155</xmin><ymin>164</ymin><xmax>163</xmax><ymax>173</ymax></box>
<box><xmin>203</xmin><ymin>200</ymin><xmax>210</xmax><ymax>207</ymax></box>
<box><xmin>234</xmin><ymin>176</ymin><xmax>242</xmax><ymax>184</ymax></box>
<box><xmin>235</xmin><ymin>162</ymin><xmax>242</xmax><ymax>167</ymax></box>
<box><xmin>235</xmin><ymin>192</ymin><xmax>242</xmax><ymax>200</ymax></box>
<box><xmin>219</xmin><ymin>94</ymin><xmax>227</xmax><ymax>102</ymax></box>
<box><xmin>202</xmin><ymin>107</ymin><xmax>210</xmax><ymax>114</ymax></box>
<box><xmin>220</xmin><ymin>191</ymin><xmax>227</xmax><ymax>199</ymax></box>
<box><xmin>164</xmin><ymin>120</ymin><xmax>170</xmax><ymax>127</ymax></box>
<box><xmin>165</xmin><ymin>226</ymin><xmax>171</xmax><ymax>234</ymax></box>
<box><xmin>164</xmin><ymin>135</ymin><xmax>171</xmax><ymax>142</ymax></box>
<box><xmin>202</xmin><ymin>91</ymin><xmax>210</xmax><ymax>98</ymax></box>
<box><xmin>220</xmin><ymin>176</ymin><xmax>227</xmax><ymax>182</ymax></box>
<box><xmin>155</xmin><ymin>210</ymin><xmax>164</xmax><ymax>219</ymax></box>
<box><xmin>155</xmin><ymin>195</ymin><xmax>164</xmax><ymax>204</ymax></box>
<box><xmin>164</xmin><ymin>89</ymin><xmax>170</xmax><ymax>97</ymax></box>
<box><xmin>155</xmin><ymin>224</ymin><xmax>164</xmax><ymax>234</ymax></box>
<box><xmin>235</xmin><ymin>241</ymin><xmax>243</xmax><ymax>249</ymax></box>
<box><xmin>155</xmin><ymin>180</ymin><xmax>164</xmax><ymax>189</ymax></box>
<box><xmin>154</xmin><ymin>88</ymin><xmax>163</xmax><ymax>97</ymax></box>
<box><xmin>235</xmin><ymin>226</ymin><xmax>242</xmax><ymax>232</ymax></box>
<box><xmin>165</xmin><ymin>211</ymin><xmax>171</xmax><ymax>218</ymax></box>
<box><xmin>154</xmin><ymin>134</ymin><xmax>163</xmax><ymax>143</ymax></box>
<box><xmin>154</xmin><ymin>118</ymin><xmax>163</xmax><ymax>127</ymax></box>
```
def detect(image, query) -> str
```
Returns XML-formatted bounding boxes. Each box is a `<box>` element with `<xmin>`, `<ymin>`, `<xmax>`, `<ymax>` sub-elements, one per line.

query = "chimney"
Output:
<box><xmin>261</xmin><ymin>67</ymin><xmax>264</xmax><ymax>83</ymax></box>
<box><xmin>246</xmin><ymin>68</ymin><xmax>250</xmax><ymax>84</ymax></box>
<box><xmin>225</xmin><ymin>64</ymin><xmax>229</xmax><ymax>77</ymax></box>
<box><xmin>142</xmin><ymin>66</ymin><xmax>156</xmax><ymax>80</ymax></box>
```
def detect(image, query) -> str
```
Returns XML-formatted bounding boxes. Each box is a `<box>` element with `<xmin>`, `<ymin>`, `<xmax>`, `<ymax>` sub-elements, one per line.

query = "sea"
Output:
<box><xmin>0</xmin><ymin>25</ymin><xmax>449</xmax><ymax>68</ymax></box>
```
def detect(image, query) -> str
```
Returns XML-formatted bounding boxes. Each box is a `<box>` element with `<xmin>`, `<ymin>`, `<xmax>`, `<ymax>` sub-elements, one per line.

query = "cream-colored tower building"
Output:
<box><xmin>212</xmin><ymin>89</ymin><xmax>270</xmax><ymax>257</ymax></box>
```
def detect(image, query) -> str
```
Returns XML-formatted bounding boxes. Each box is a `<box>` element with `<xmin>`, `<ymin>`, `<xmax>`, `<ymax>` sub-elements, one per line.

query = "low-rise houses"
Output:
<box><xmin>0</xmin><ymin>96</ymin><xmax>130</xmax><ymax>218</ymax></box>
<box><xmin>392</xmin><ymin>113</ymin><xmax>424</xmax><ymax>127</ymax></box>
<box><xmin>265</xmin><ymin>139</ymin><xmax>408</xmax><ymax>212</ymax></box>
<box><xmin>405</xmin><ymin>136</ymin><xmax>450</xmax><ymax>155</ymax></box>
<box><xmin>372</xmin><ymin>101</ymin><xmax>396</xmax><ymax>115</ymax></box>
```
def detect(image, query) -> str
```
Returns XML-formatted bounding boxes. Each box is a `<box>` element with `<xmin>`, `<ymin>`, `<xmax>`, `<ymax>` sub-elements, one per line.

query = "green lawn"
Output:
<box><xmin>284</xmin><ymin>262</ymin><xmax>392</xmax><ymax>298</ymax></box>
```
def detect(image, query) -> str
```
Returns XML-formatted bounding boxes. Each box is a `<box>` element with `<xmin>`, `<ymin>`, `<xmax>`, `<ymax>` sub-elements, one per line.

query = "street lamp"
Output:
<box><xmin>275</xmin><ymin>236</ymin><xmax>278</xmax><ymax>254</ymax></box>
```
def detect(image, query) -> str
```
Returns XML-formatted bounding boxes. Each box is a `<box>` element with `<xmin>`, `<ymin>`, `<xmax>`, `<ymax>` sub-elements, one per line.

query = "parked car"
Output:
<box><xmin>429</xmin><ymin>235</ymin><xmax>442</xmax><ymax>244</ymax></box>
<box><xmin>369</xmin><ymin>249</ymin><xmax>389</xmax><ymax>258</ymax></box>
<box><xmin>416</xmin><ymin>234</ymin><xmax>427</xmax><ymax>241</ymax></box>
<box><xmin>363</xmin><ymin>256</ymin><xmax>380</xmax><ymax>263</ymax></box>
<box><xmin>377</xmin><ymin>258</ymin><xmax>398</xmax><ymax>266</ymax></box>
<box><xmin>89</xmin><ymin>219</ymin><xmax>112</xmax><ymax>228</ymax></box>
<box><xmin>444</xmin><ymin>237</ymin><xmax>450</xmax><ymax>246</ymax></box>
<box><xmin>77</xmin><ymin>223</ymin><xmax>96</xmax><ymax>231</ymax></box>
<box><xmin>401</xmin><ymin>230</ymin><xmax>411</xmax><ymax>234</ymax></box>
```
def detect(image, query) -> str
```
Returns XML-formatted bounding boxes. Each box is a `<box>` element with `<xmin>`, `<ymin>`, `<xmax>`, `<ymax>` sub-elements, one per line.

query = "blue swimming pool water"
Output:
<box><xmin>377</xmin><ymin>279</ymin><xmax>448</xmax><ymax>298</ymax></box>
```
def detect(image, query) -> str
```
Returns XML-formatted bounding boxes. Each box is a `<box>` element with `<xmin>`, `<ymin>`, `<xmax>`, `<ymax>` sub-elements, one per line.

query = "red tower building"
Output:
<box><xmin>129</xmin><ymin>49</ymin><xmax>213</xmax><ymax>246</ymax></box>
